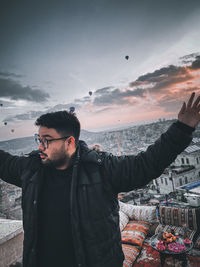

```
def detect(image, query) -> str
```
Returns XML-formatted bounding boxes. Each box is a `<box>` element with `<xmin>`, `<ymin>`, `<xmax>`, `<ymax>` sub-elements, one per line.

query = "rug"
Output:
<box><xmin>134</xmin><ymin>241</ymin><xmax>200</xmax><ymax>267</ymax></box>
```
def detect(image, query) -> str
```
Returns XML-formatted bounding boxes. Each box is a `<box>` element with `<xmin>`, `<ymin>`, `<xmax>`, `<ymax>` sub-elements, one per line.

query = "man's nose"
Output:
<box><xmin>38</xmin><ymin>142</ymin><xmax>45</xmax><ymax>151</ymax></box>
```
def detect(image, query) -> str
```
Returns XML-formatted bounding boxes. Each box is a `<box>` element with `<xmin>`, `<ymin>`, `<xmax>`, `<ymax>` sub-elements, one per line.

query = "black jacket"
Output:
<box><xmin>0</xmin><ymin>122</ymin><xmax>193</xmax><ymax>267</ymax></box>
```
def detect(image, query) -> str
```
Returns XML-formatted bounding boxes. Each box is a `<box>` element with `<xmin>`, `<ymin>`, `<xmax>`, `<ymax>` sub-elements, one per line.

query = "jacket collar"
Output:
<box><xmin>78</xmin><ymin>140</ymin><xmax>103</xmax><ymax>165</ymax></box>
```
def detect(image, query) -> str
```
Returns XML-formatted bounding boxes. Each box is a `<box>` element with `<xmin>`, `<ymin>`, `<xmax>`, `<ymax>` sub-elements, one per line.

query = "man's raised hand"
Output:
<box><xmin>178</xmin><ymin>92</ymin><xmax>200</xmax><ymax>128</ymax></box>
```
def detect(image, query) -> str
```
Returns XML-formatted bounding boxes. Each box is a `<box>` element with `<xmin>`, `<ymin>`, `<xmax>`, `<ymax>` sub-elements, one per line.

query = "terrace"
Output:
<box><xmin>1</xmin><ymin>201</ymin><xmax>200</xmax><ymax>267</ymax></box>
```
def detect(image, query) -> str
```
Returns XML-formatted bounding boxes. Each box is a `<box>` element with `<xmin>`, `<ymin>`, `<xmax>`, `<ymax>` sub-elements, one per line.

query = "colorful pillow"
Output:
<box><xmin>159</xmin><ymin>206</ymin><xmax>198</xmax><ymax>230</ymax></box>
<box><xmin>121</xmin><ymin>220</ymin><xmax>151</xmax><ymax>247</ymax></box>
<box><xmin>119</xmin><ymin>201</ymin><xmax>135</xmax><ymax>218</ymax></box>
<box><xmin>119</xmin><ymin>210</ymin><xmax>129</xmax><ymax>232</ymax></box>
<box><xmin>122</xmin><ymin>244</ymin><xmax>140</xmax><ymax>267</ymax></box>
<box><xmin>129</xmin><ymin>205</ymin><xmax>157</xmax><ymax>223</ymax></box>
<box><xmin>119</xmin><ymin>201</ymin><xmax>157</xmax><ymax>223</ymax></box>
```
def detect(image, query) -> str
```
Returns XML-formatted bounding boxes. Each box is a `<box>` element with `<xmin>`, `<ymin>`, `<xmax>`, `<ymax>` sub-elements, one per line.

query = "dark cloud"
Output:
<box><xmin>4</xmin><ymin>102</ymin><xmax>82</xmax><ymax>122</ymax></box>
<box><xmin>74</xmin><ymin>87</ymin><xmax>116</xmax><ymax>106</ymax></box>
<box><xmin>179</xmin><ymin>53</ymin><xmax>199</xmax><ymax>62</ymax></box>
<box><xmin>150</xmin><ymin>72</ymin><xmax>192</xmax><ymax>92</ymax></box>
<box><xmin>46</xmin><ymin>103</ymin><xmax>81</xmax><ymax>112</ymax></box>
<box><xmin>126</xmin><ymin>54</ymin><xmax>200</xmax><ymax>112</ymax></box>
<box><xmin>4</xmin><ymin>53</ymin><xmax>200</xmax><ymax>123</ymax></box>
<box><xmin>131</xmin><ymin>65</ymin><xmax>187</xmax><ymax>85</ymax></box>
<box><xmin>4</xmin><ymin>110</ymin><xmax>44</xmax><ymax>122</ymax></box>
<box><xmin>0</xmin><ymin>78</ymin><xmax>49</xmax><ymax>102</ymax></box>
<box><xmin>0</xmin><ymin>71</ymin><xmax>23</xmax><ymax>78</ymax></box>
<box><xmin>93</xmin><ymin>87</ymin><xmax>146</xmax><ymax>106</ymax></box>
<box><xmin>189</xmin><ymin>55</ymin><xmax>200</xmax><ymax>70</ymax></box>
<box><xmin>129</xmin><ymin>62</ymin><xmax>195</xmax><ymax>94</ymax></box>
<box><xmin>181</xmin><ymin>60</ymin><xmax>194</xmax><ymax>65</ymax></box>
<box><xmin>94</xmin><ymin>86</ymin><xmax>114</xmax><ymax>95</ymax></box>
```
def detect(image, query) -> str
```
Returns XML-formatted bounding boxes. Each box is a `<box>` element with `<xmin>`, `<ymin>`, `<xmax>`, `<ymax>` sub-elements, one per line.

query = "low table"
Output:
<box><xmin>150</xmin><ymin>234</ymin><xmax>193</xmax><ymax>267</ymax></box>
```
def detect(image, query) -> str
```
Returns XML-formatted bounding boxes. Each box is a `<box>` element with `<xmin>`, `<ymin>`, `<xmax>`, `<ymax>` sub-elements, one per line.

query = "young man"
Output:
<box><xmin>0</xmin><ymin>92</ymin><xmax>200</xmax><ymax>267</ymax></box>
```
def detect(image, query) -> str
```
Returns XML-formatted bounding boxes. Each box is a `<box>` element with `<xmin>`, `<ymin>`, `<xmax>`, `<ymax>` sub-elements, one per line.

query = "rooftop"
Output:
<box><xmin>184</xmin><ymin>145</ymin><xmax>200</xmax><ymax>153</ymax></box>
<box><xmin>182</xmin><ymin>181</ymin><xmax>200</xmax><ymax>191</ymax></box>
<box><xmin>171</xmin><ymin>165</ymin><xmax>195</xmax><ymax>174</ymax></box>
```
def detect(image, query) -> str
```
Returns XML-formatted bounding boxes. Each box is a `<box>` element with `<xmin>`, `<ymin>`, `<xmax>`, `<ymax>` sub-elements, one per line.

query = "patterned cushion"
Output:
<box><xmin>119</xmin><ymin>201</ymin><xmax>157</xmax><ymax>223</ymax></box>
<box><xmin>129</xmin><ymin>205</ymin><xmax>157</xmax><ymax>223</ymax></box>
<box><xmin>119</xmin><ymin>210</ymin><xmax>129</xmax><ymax>231</ymax></box>
<box><xmin>121</xmin><ymin>220</ymin><xmax>151</xmax><ymax>247</ymax></box>
<box><xmin>122</xmin><ymin>244</ymin><xmax>140</xmax><ymax>267</ymax></box>
<box><xmin>159</xmin><ymin>206</ymin><xmax>200</xmax><ymax>230</ymax></box>
<box><xmin>119</xmin><ymin>201</ymin><xmax>135</xmax><ymax>218</ymax></box>
<box><xmin>159</xmin><ymin>206</ymin><xmax>198</xmax><ymax>230</ymax></box>
<box><xmin>156</xmin><ymin>206</ymin><xmax>200</xmax><ymax>242</ymax></box>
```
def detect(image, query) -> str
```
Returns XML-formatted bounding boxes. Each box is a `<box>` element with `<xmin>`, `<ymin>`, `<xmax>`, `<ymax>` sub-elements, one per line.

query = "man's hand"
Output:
<box><xmin>178</xmin><ymin>92</ymin><xmax>200</xmax><ymax>128</ymax></box>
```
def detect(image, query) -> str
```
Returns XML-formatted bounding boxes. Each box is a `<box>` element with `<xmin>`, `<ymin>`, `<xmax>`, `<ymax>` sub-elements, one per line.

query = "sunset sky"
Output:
<box><xmin>0</xmin><ymin>0</ymin><xmax>200</xmax><ymax>140</ymax></box>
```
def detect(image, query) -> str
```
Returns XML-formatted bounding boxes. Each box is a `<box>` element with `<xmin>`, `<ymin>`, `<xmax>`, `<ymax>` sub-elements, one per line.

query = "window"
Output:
<box><xmin>196</xmin><ymin>158</ymin><xmax>199</xmax><ymax>164</ymax></box>
<box><xmin>165</xmin><ymin>178</ymin><xmax>168</xmax><ymax>185</ymax></box>
<box><xmin>179</xmin><ymin>178</ymin><xmax>183</xmax><ymax>186</ymax></box>
<box><xmin>161</xmin><ymin>178</ymin><xmax>163</xmax><ymax>184</ymax></box>
<box><xmin>185</xmin><ymin>177</ymin><xmax>188</xmax><ymax>184</ymax></box>
<box><xmin>181</xmin><ymin>158</ymin><xmax>184</xmax><ymax>164</ymax></box>
<box><xmin>186</xmin><ymin>158</ymin><xmax>189</xmax><ymax>164</ymax></box>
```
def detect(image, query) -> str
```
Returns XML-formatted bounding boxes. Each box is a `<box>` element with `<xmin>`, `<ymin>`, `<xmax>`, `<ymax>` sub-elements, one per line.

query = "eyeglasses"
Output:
<box><xmin>34</xmin><ymin>134</ymin><xmax>70</xmax><ymax>149</ymax></box>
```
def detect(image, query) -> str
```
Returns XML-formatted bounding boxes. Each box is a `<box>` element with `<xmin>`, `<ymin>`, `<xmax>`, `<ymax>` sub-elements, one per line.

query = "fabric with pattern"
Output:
<box><xmin>121</xmin><ymin>220</ymin><xmax>151</xmax><ymax>247</ymax></box>
<box><xmin>122</xmin><ymin>244</ymin><xmax>140</xmax><ymax>267</ymax></box>
<box><xmin>119</xmin><ymin>210</ymin><xmax>129</xmax><ymax>231</ymax></box>
<box><xmin>119</xmin><ymin>201</ymin><xmax>157</xmax><ymax>223</ymax></box>
<box><xmin>159</xmin><ymin>206</ymin><xmax>198</xmax><ymax>230</ymax></box>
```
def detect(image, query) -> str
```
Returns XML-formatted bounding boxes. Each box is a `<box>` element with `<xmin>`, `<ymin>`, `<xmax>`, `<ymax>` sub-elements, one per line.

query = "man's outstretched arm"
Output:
<box><xmin>103</xmin><ymin>92</ymin><xmax>200</xmax><ymax>194</ymax></box>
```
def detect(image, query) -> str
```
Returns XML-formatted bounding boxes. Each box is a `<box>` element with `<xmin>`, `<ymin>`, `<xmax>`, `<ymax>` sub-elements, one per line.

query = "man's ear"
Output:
<box><xmin>68</xmin><ymin>136</ymin><xmax>76</xmax><ymax>146</ymax></box>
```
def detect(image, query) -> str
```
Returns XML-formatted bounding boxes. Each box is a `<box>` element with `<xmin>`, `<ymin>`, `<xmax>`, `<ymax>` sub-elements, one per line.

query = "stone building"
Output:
<box><xmin>153</xmin><ymin>143</ymin><xmax>200</xmax><ymax>194</ymax></box>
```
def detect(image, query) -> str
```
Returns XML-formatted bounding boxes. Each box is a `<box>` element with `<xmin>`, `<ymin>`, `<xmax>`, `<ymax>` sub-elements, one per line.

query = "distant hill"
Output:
<box><xmin>1</xmin><ymin>119</ymin><xmax>199</xmax><ymax>156</ymax></box>
<box><xmin>0</xmin><ymin>129</ymin><xmax>97</xmax><ymax>155</ymax></box>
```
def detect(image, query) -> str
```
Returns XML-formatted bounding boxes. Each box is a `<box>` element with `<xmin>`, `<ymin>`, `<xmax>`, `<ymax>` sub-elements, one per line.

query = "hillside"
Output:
<box><xmin>0</xmin><ymin>119</ymin><xmax>189</xmax><ymax>156</ymax></box>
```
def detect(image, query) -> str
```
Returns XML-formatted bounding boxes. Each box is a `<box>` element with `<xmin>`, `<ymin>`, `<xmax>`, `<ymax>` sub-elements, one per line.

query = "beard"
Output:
<box><xmin>41</xmin><ymin>146</ymin><xmax>71</xmax><ymax>169</ymax></box>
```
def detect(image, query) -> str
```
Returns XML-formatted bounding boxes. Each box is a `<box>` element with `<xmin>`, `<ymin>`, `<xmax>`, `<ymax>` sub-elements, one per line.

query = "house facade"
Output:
<box><xmin>153</xmin><ymin>143</ymin><xmax>200</xmax><ymax>194</ymax></box>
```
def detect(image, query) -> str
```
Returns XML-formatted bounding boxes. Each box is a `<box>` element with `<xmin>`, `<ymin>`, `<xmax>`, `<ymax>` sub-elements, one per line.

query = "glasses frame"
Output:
<box><xmin>35</xmin><ymin>134</ymin><xmax>71</xmax><ymax>149</ymax></box>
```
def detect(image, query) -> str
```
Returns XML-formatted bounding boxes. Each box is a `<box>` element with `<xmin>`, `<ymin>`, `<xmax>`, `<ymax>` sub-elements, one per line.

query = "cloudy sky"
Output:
<box><xmin>0</xmin><ymin>0</ymin><xmax>200</xmax><ymax>140</ymax></box>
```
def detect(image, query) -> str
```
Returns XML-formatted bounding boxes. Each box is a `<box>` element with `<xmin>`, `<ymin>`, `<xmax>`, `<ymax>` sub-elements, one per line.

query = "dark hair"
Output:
<box><xmin>35</xmin><ymin>111</ymin><xmax>81</xmax><ymax>145</ymax></box>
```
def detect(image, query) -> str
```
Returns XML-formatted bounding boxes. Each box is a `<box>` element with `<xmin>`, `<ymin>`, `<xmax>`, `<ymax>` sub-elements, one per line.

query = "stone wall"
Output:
<box><xmin>0</xmin><ymin>180</ymin><xmax>22</xmax><ymax>220</ymax></box>
<box><xmin>0</xmin><ymin>219</ymin><xmax>23</xmax><ymax>267</ymax></box>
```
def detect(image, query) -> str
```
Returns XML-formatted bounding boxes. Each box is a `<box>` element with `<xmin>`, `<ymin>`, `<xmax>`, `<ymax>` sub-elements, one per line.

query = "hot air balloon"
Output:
<box><xmin>69</xmin><ymin>106</ymin><xmax>75</xmax><ymax>113</ymax></box>
<box><xmin>89</xmin><ymin>91</ymin><xmax>92</xmax><ymax>96</ymax></box>
<box><xmin>125</xmin><ymin>55</ymin><xmax>129</xmax><ymax>60</ymax></box>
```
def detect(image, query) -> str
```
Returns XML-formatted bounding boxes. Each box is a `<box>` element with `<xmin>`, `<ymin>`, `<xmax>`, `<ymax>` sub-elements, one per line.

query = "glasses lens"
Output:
<box><xmin>42</xmin><ymin>138</ymin><xmax>48</xmax><ymax>149</ymax></box>
<box><xmin>34</xmin><ymin>135</ymin><xmax>47</xmax><ymax>149</ymax></box>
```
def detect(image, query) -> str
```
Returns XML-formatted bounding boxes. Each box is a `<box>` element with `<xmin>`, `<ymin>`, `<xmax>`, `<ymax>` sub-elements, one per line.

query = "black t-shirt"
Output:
<box><xmin>37</xmin><ymin>166</ymin><xmax>77</xmax><ymax>267</ymax></box>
